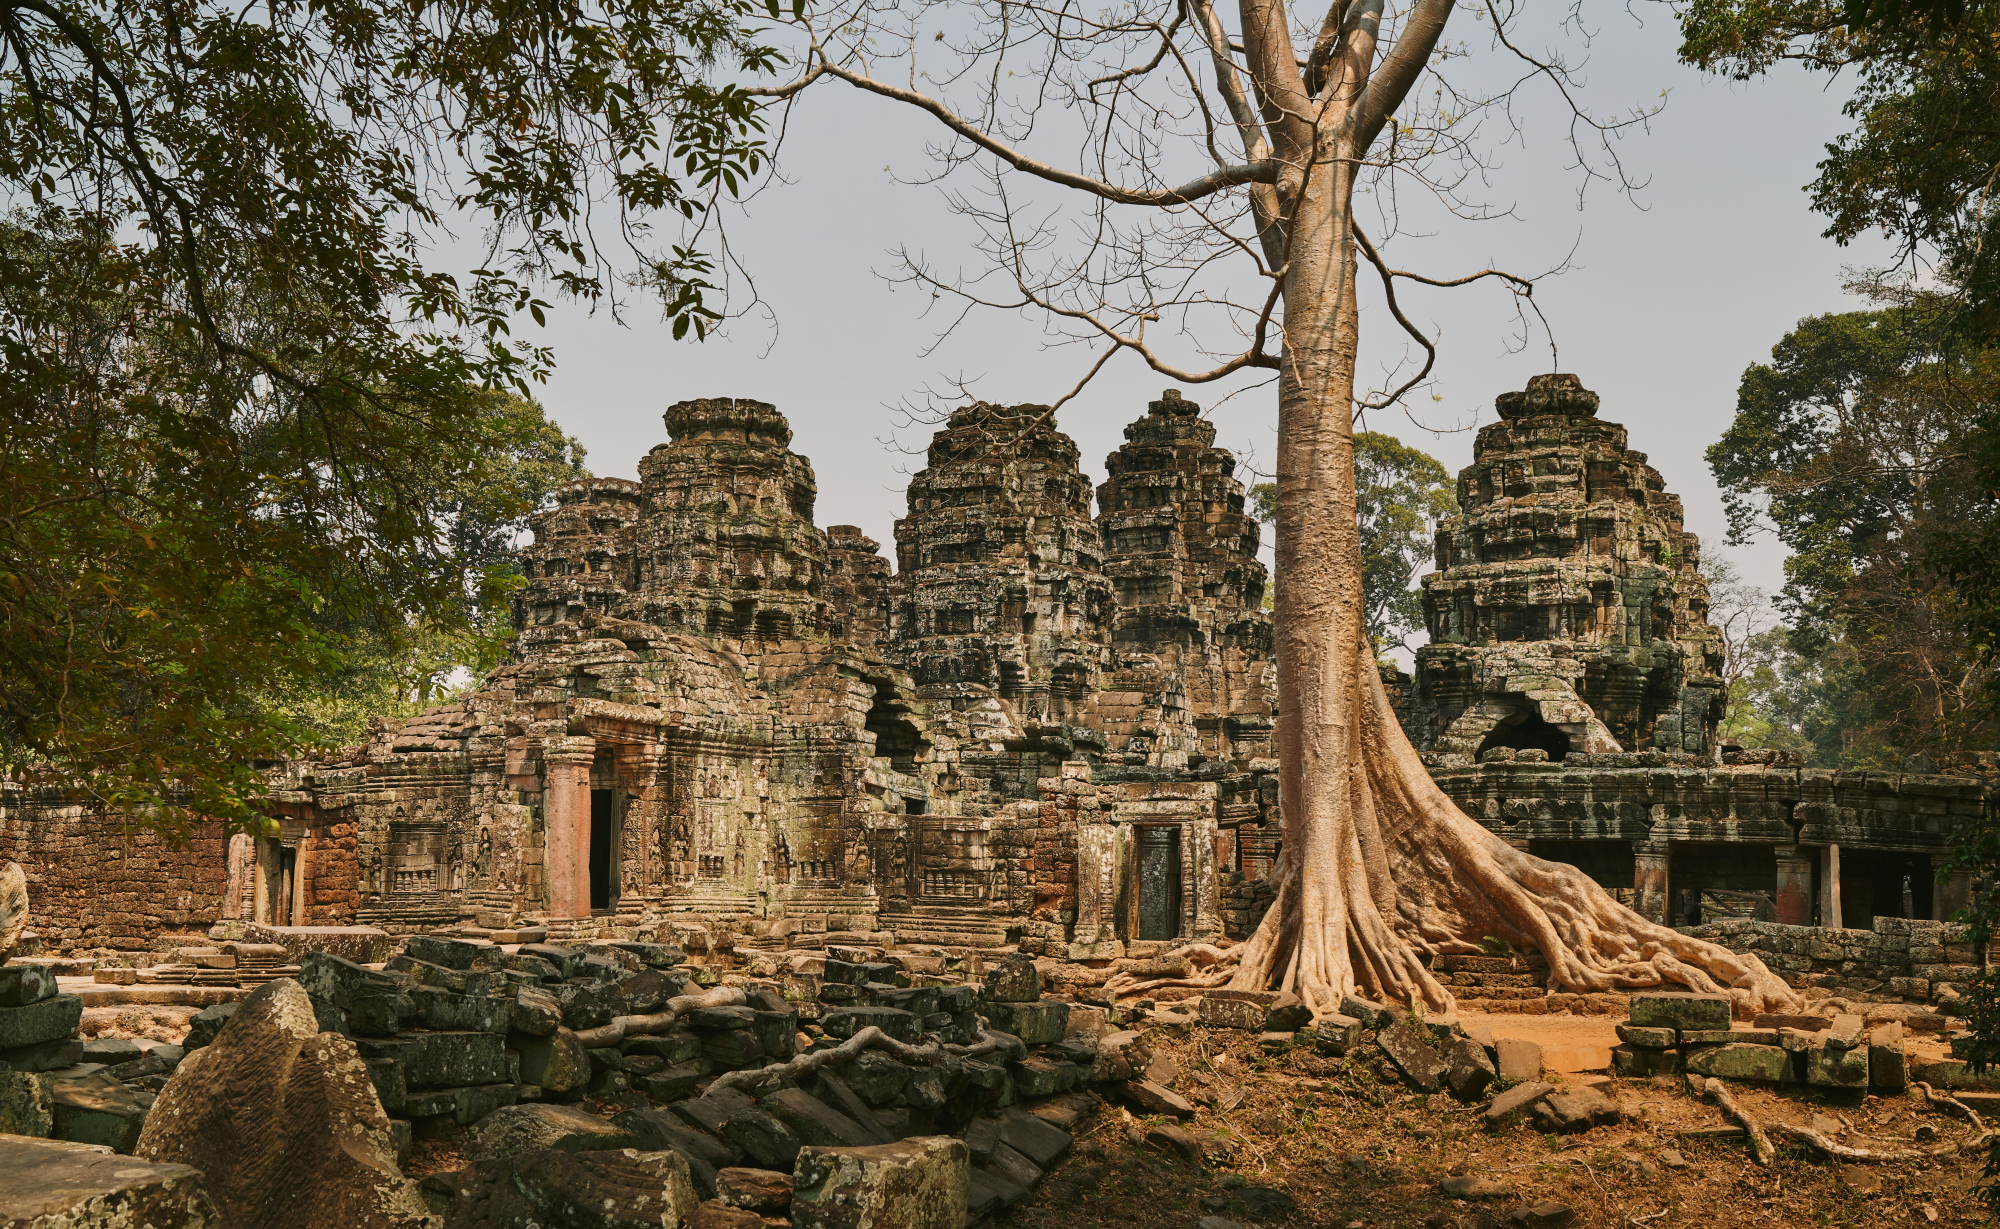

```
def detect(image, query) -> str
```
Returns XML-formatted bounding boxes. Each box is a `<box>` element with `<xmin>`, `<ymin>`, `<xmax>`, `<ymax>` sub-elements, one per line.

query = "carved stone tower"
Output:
<box><xmin>1093</xmin><ymin>390</ymin><xmax>1273</xmax><ymax>762</ymax></box>
<box><xmin>514</xmin><ymin>477</ymin><xmax>643</xmax><ymax>634</ymax></box>
<box><xmin>633</xmin><ymin>397</ymin><xmax>830</xmax><ymax>641</ymax></box>
<box><xmin>1406</xmin><ymin>374</ymin><xmax>1726</xmax><ymax>760</ymax></box>
<box><xmin>823</xmin><ymin>525</ymin><xmax>892</xmax><ymax>647</ymax></box>
<box><xmin>889</xmin><ymin>403</ymin><xmax>1112</xmax><ymax>721</ymax></box>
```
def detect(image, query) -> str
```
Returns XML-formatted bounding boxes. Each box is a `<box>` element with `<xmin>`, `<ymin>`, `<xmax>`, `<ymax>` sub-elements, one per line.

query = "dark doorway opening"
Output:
<box><xmin>1477</xmin><ymin>710</ymin><xmax>1573</xmax><ymax>760</ymax></box>
<box><xmin>276</xmin><ymin>844</ymin><xmax>297</xmax><ymax>925</ymax></box>
<box><xmin>589</xmin><ymin>789</ymin><xmax>616</xmax><ymax>910</ymax></box>
<box><xmin>1850</xmin><ymin>851</ymin><xmax>1932</xmax><ymax>924</ymax></box>
<box><xmin>903</xmin><ymin>795</ymin><xmax>927</xmax><ymax>816</ymax></box>
<box><xmin>1136</xmin><ymin>825</ymin><xmax>1183</xmax><ymax>941</ymax></box>
<box><xmin>865</xmin><ymin>687</ymin><xmax>928</xmax><ymax>775</ymax></box>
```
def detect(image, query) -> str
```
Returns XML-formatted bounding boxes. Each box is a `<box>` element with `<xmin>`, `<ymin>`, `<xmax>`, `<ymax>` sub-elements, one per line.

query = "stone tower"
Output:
<box><xmin>1407</xmin><ymin>374</ymin><xmax>1726</xmax><ymax>760</ymax></box>
<box><xmin>823</xmin><ymin>525</ymin><xmax>892</xmax><ymax>647</ymax></box>
<box><xmin>1093</xmin><ymin>390</ymin><xmax>1273</xmax><ymax>761</ymax></box>
<box><xmin>889</xmin><ymin>402</ymin><xmax>1112</xmax><ymax>721</ymax></box>
<box><xmin>514</xmin><ymin>477</ymin><xmax>643</xmax><ymax>633</ymax></box>
<box><xmin>633</xmin><ymin>397</ymin><xmax>830</xmax><ymax>641</ymax></box>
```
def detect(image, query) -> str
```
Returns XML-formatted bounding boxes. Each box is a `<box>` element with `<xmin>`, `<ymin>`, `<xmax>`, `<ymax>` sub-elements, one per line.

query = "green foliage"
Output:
<box><xmin>0</xmin><ymin>0</ymin><xmax>769</xmax><ymax>834</ymax></box>
<box><xmin>1251</xmin><ymin>431</ymin><xmax>1455</xmax><ymax>650</ymax></box>
<box><xmin>1706</xmin><ymin>295</ymin><xmax>1998</xmax><ymax>766</ymax></box>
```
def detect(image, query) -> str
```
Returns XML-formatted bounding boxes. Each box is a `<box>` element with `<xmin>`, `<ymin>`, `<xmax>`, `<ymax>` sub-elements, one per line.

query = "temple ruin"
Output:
<box><xmin>1</xmin><ymin>377</ymin><xmax>1993</xmax><ymax>979</ymax></box>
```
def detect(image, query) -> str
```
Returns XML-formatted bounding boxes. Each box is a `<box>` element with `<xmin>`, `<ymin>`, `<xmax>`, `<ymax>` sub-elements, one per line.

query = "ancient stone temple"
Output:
<box><xmin>1398</xmin><ymin>375</ymin><xmax>1993</xmax><ymax>934</ymax></box>
<box><xmin>2</xmin><ymin>379</ymin><xmax>1991</xmax><ymax>968</ymax></box>
<box><xmin>1402</xmin><ymin>373</ymin><xmax>1724</xmax><ymax>760</ymax></box>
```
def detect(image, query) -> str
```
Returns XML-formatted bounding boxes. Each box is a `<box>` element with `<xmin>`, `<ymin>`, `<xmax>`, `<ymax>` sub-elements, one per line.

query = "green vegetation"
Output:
<box><xmin>0</xmin><ymin>0</ymin><xmax>773</xmax><ymax>832</ymax></box>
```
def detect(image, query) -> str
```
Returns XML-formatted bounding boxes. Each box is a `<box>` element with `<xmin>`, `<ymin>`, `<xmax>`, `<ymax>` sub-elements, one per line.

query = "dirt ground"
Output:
<box><xmin>1002</xmin><ymin>1024</ymin><xmax>1997</xmax><ymax>1229</ymax></box>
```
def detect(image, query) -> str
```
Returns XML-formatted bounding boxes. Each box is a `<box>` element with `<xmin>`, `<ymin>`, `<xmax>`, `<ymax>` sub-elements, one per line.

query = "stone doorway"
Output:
<box><xmin>589</xmin><ymin>789</ymin><xmax>618</xmax><ymax>912</ymax></box>
<box><xmin>1134</xmin><ymin>824</ymin><xmax>1183</xmax><ymax>941</ymax></box>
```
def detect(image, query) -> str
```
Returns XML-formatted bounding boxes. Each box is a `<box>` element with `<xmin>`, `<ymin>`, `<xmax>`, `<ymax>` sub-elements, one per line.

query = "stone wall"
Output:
<box><xmin>1684</xmin><ymin>914</ymin><xmax>1994</xmax><ymax>1001</ymax></box>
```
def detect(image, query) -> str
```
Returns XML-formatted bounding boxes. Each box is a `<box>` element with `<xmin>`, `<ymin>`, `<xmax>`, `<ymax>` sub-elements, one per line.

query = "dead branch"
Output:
<box><xmin>1702</xmin><ymin>1078</ymin><xmax>1774</xmax><ymax>1166</ymax></box>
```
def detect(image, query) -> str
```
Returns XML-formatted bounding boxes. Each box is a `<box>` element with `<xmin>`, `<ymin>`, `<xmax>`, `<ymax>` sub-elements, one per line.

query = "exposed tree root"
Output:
<box><xmin>569</xmin><ymin>986</ymin><xmax>747</xmax><ymax>1049</ymax></box>
<box><xmin>0</xmin><ymin>860</ymin><xmax>25</xmax><ymax>957</ymax></box>
<box><xmin>1107</xmin><ymin>635</ymin><xmax>1802</xmax><ymax>1021</ymax></box>
<box><xmin>707</xmin><ymin>1022</ymin><xmax>1026</xmax><ymax>1095</ymax></box>
<box><xmin>1703</xmin><ymin>1078</ymin><xmax>1776</xmax><ymax>1166</ymax></box>
<box><xmin>1916</xmin><ymin>1081</ymin><xmax>1988</xmax><ymax>1132</ymax></box>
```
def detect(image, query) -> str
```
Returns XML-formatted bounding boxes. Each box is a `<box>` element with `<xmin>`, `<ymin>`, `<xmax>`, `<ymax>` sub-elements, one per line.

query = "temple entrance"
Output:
<box><xmin>589</xmin><ymin>789</ymin><xmax>617</xmax><ymax>911</ymax></box>
<box><xmin>1477</xmin><ymin>710</ymin><xmax>1572</xmax><ymax>760</ymax></box>
<box><xmin>1135</xmin><ymin>825</ymin><xmax>1183</xmax><ymax>941</ymax></box>
<box><xmin>275</xmin><ymin>844</ymin><xmax>297</xmax><ymax>925</ymax></box>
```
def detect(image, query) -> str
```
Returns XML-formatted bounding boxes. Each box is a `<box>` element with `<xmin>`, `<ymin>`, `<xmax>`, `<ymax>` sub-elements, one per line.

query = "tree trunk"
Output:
<box><xmin>1166</xmin><ymin>35</ymin><xmax>1801</xmax><ymax>1020</ymax></box>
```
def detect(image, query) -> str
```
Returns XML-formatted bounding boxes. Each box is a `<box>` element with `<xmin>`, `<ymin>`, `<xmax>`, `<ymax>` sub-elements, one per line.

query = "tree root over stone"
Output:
<box><xmin>707</xmin><ymin>1022</ymin><xmax>1027</xmax><ymax>1096</ymax></box>
<box><xmin>569</xmin><ymin>986</ymin><xmax>748</xmax><ymax>1049</ymax></box>
<box><xmin>1103</xmin><ymin>634</ymin><xmax>1802</xmax><ymax>1021</ymax></box>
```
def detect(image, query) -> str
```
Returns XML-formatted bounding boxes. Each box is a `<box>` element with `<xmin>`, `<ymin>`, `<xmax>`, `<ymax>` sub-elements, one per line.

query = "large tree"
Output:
<box><xmin>0</xmin><ymin>1</ymin><xmax>776</xmax><ymax>830</ymax></box>
<box><xmin>752</xmin><ymin>0</ymin><xmax>1796</xmax><ymax>1014</ymax></box>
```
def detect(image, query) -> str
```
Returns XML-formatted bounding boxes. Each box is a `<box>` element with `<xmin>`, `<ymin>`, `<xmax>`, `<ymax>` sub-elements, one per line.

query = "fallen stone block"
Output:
<box><xmin>0</xmin><ymin>994</ymin><xmax>81</xmax><ymax>1050</ymax></box>
<box><xmin>1484</xmin><ymin>1080</ymin><xmax>1553</xmax><ymax>1130</ymax></box>
<box><xmin>422</xmin><ymin>1146</ymin><xmax>698</xmax><ymax>1228</ymax></box>
<box><xmin>1870</xmin><ymin>1025</ymin><xmax>1907</xmax><ymax>1091</ymax></box>
<box><xmin>1090</xmin><ymin>1029</ymin><xmax>1153</xmax><ymax>1082</ymax></box>
<box><xmin>984</xmin><ymin>999</ymin><xmax>1070</xmax><ymax>1046</ymax></box>
<box><xmin>50</xmin><ymin>1069</ymin><xmax>147</xmax><ymax>1154</ymax></box>
<box><xmin>1446</xmin><ymin>1036</ymin><xmax>1495</xmax><ymax>1101</ymax></box>
<box><xmin>465</xmin><ymin>1102</ymin><xmax>644</xmax><ymax>1161</ymax></box>
<box><xmin>716</xmin><ymin>1165</ymin><xmax>792</xmax><ymax>1214</ymax></box>
<box><xmin>0</xmin><ymin>1069</ymin><xmax>53</xmax><ymax>1137</ymax></box>
<box><xmin>763</xmin><ymin>1088</ymin><xmax>877</xmax><ymax>1149</ymax></box>
<box><xmin>1312</xmin><ymin>1014</ymin><xmax>1362</xmax><ymax>1057</ymax></box>
<box><xmin>1628</xmin><ymin>993</ymin><xmax>1731</xmax><ymax>1033</ymax></box>
<box><xmin>1610</xmin><ymin>1045</ymin><xmax>1677</xmax><ymax>1079</ymax></box>
<box><xmin>511</xmin><ymin>1027</ymin><xmax>591</xmax><ymax>1095</ymax></box>
<box><xmin>0</xmin><ymin>963</ymin><xmax>58</xmax><ymax>1008</ymax></box>
<box><xmin>820</xmin><ymin>1006</ymin><xmax>918</xmax><ymax>1043</ymax></box>
<box><xmin>791</xmin><ymin>1137</ymin><xmax>970</xmax><ymax>1229</ymax></box>
<box><xmin>1685</xmin><ymin>1043</ymin><xmax>1791</xmax><ymax>1083</ymax></box>
<box><xmin>1614</xmin><ymin>1024</ymin><xmax>1675</xmax><ymax>1048</ymax></box>
<box><xmin>1494</xmin><ymin>1036</ymin><xmax>1543</xmax><ymax>1083</ymax></box>
<box><xmin>720</xmin><ymin>1107</ymin><xmax>803</xmax><ymax>1172</ymax></box>
<box><xmin>812</xmin><ymin>1073</ymin><xmax>898</xmax><ymax>1146</ymax></box>
<box><xmin>1808</xmin><ymin>1040</ymin><xmax>1869</xmax><ymax>1089</ymax></box>
<box><xmin>1529</xmin><ymin>1087</ymin><xmax>1620</xmax><ymax>1135</ymax></box>
<box><xmin>997</xmin><ymin>1107</ymin><xmax>1071</xmax><ymax>1168</ymax></box>
<box><xmin>1144</xmin><ymin>1123</ymin><xmax>1205</xmax><ymax>1167</ymax></box>
<box><xmin>982</xmin><ymin>955</ymin><xmax>1042</xmax><ymax>1004</ymax></box>
<box><xmin>1376</xmin><ymin>1019</ymin><xmax>1448</xmax><ymax>1093</ymax></box>
<box><xmin>134</xmin><ymin>979</ymin><xmax>429</xmax><ymax>1228</ymax></box>
<box><xmin>0</xmin><ymin>1133</ymin><xmax>216</xmax><ymax>1227</ymax></box>
<box><xmin>0</xmin><ymin>1037</ymin><xmax>82</xmax><ymax>1074</ymax></box>
<box><xmin>1438</xmin><ymin>1174</ymin><xmax>1514</xmax><ymax>1199</ymax></box>
<box><xmin>181</xmin><ymin>1002</ymin><xmax>240</xmax><ymax>1051</ymax></box>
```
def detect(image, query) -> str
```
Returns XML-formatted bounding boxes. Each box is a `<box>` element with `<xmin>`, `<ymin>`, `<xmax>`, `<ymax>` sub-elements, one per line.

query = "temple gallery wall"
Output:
<box><xmin>4</xmin><ymin>377</ymin><xmax>1993</xmax><ymax>976</ymax></box>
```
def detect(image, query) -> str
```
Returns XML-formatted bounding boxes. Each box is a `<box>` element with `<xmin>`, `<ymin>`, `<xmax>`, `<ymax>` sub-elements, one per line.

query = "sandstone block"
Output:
<box><xmin>50</xmin><ymin>1069</ymin><xmax>147</xmax><ymax>1154</ymax></box>
<box><xmin>792</xmin><ymin>1138</ymin><xmax>971</xmax><ymax>1229</ymax></box>
<box><xmin>1685</xmin><ymin>1044</ymin><xmax>1790</xmax><ymax>1083</ymax></box>
<box><xmin>511</xmin><ymin>1028</ymin><xmax>591</xmax><ymax>1095</ymax></box>
<box><xmin>716</xmin><ymin>1166</ymin><xmax>792</xmax><ymax>1214</ymax></box>
<box><xmin>0</xmin><ymin>994</ymin><xmax>81</xmax><ymax>1050</ymax></box>
<box><xmin>0</xmin><ymin>1037</ymin><xmax>82</xmax><ymax>1073</ymax></box>
<box><xmin>821</xmin><ymin>1006</ymin><xmax>918</xmax><ymax>1043</ymax></box>
<box><xmin>1494</xmin><ymin>1036</ymin><xmax>1543</xmax><ymax>1083</ymax></box>
<box><xmin>465</xmin><ymin>1103</ymin><xmax>644</xmax><ymax>1162</ymax></box>
<box><xmin>0</xmin><ymin>1069</ymin><xmax>53</xmax><ymax>1138</ymax></box>
<box><xmin>0</xmin><ymin>1134</ymin><xmax>217</xmax><ymax>1228</ymax></box>
<box><xmin>1376</xmin><ymin>1019</ymin><xmax>1448</xmax><ymax>1092</ymax></box>
<box><xmin>984</xmin><ymin>999</ymin><xmax>1069</xmax><ymax>1045</ymax></box>
<box><xmin>982</xmin><ymin>955</ymin><xmax>1043</xmax><ymax>1004</ymax></box>
<box><xmin>0</xmin><ymin>963</ymin><xmax>57</xmax><ymax>1007</ymax></box>
<box><xmin>1807</xmin><ymin>1041</ymin><xmax>1869</xmax><ymax>1089</ymax></box>
<box><xmin>135</xmin><ymin>979</ymin><xmax>430</xmax><ymax>1229</ymax></box>
<box><xmin>1529</xmin><ymin>1088</ymin><xmax>1620</xmax><ymax>1135</ymax></box>
<box><xmin>1628</xmin><ymin>993</ymin><xmax>1731</xmax><ymax>1032</ymax></box>
<box><xmin>421</xmin><ymin>1146</ymin><xmax>699</xmax><ymax>1228</ymax></box>
<box><xmin>1484</xmin><ymin>1080</ymin><xmax>1553</xmax><ymax>1130</ymax></box>
<box><xmin>1446</xmin><ymin>1036</ymin><xmax>1495</xmax><ymax>1101</ymax></box>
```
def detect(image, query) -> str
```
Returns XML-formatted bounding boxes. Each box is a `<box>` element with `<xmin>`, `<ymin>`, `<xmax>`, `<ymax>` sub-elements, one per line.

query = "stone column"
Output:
<box><xmin>1190</xmin><ymin>813</ymin><xmax>1221</xmax><ymax>940</ymax></box>
<box><xmin>1820</xmin><ymin>843</ymin><xmax>1842</xmax><ymax>929</ymax></box>
<box><xmin>1937</xmin><ymin>870</ymin><xmax>1974</xmax><ymax>923</ymax></box>
<box><xmin>1632</xmin><ymin>841</ymin><xmax>1670</xmax><ymax>925</ymax></box>
<box><xmin>1774</xmin><ymin>846</ymin><xmax>1815</xmax><ymax>926</ymax></box>
<box><xmin>252</xmin><ymin>837</ymin><xmax>283</xmax><ymax>925</ymax></box>
<box><xmin>1067</xmin><ymin>822</ymin><xmax>1122</xmax><ymax>960</ymax></box>
<box><xmin>543</xmin><ymin>738</ymin><xmax>596</xmax><ymax>920</ymax></box>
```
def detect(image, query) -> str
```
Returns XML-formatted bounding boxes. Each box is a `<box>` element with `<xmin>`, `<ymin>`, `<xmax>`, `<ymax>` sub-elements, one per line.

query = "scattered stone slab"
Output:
<box><xmin>1493</xmin><ymin>1037</ymin><xmax>1543</xmax><ymax>1083</ymax></box>
<box><xmin>422</xmin><ymin>1146</ymin><xmax>699</xmax><ymax>1229</ymax></box>
<box><xmin>0</xmin><ymin>994</ymin><xmax>82</xmax><ymax>1050</ymax></box>
<box><xmin>1438</xmin><ymin>1174</ymin><xmax>1514</xmax><ymax>1199</ymax></box>
<box><xmin>0</xmin><ymin>1070</ymin><xmax>52</xmax><ymax>1137</ymax></box>
<box><xmin>1145</xmin><ymin>1124</ymin><xmax>1205</xmax><ymax>1167</ymax></box>
<box><xmin>997</xmin><ymin>1107</ymin><xmax>1071</xmax><ymax>1169</ymax></box>
<box><xmin>135</xmin><ymin>979</ymin><xmax>429</xmax><ymax>1229</ymax></box>
<box><xmin>1446</xmin><ymin>1037</ymin><xmax>1495</xmax><ymax>1101</ymax></box>
<box><xmin>1528</xmin><ymin>1087</ymin><xmax>1620</xmax><ymax>1135</ymax></box>
<box><xmin>1484</xmin><ymin>1081</ymin><xmax>1553</xmax><ymax>1131</ymax></box>
<box><xmin>763</xmin><ymin>1088</ymin><xmax>877</xmax><ymax>1149</ymax></box>
<box><xmin>1376</xmin><ymin>1019</ymin><xmax>1448</xmax><ymax>1092</ymax></box>
<box><xmin>50</xmin><ymin>1069</ymin><xmax>148</xmax><ymax>1153</ymax></box>
<box><xmin>715</xmin><ymin>1167</ymin><xmax>792</xmax><ymax>1214</ymax></box>
<box><xmin>465</xmin><ymin>1102</ymin><xmax>644</xmax><ymax>1161</ymax></box>
<box><xmin>0</xmin><ymin>1132</ymin><xmax>217</xmax><ymax>1228</ymax></box>
<box><xmin>1628</xmin><ymin>993</ymin><xmax>1731</xmax><ymax>1033</ymax></box>
<box><xmin>791</xmin><ymin>1138</ymin><xmax>970</xmax><ymax>1229</ymax></box>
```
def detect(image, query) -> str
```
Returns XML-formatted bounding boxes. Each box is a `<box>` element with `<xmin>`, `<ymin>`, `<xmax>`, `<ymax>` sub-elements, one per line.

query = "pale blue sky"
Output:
<box><xmin>515</xmin><ymin>4</ymin><xmax>1893</xmax><ymax>636</ymax></box>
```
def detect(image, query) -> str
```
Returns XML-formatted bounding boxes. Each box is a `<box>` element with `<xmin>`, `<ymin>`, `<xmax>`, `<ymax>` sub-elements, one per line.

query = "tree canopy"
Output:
<box><xmin>0</xmin><ymin>0</ymin><xmax>777</xmax><ymax>830</ymax></box>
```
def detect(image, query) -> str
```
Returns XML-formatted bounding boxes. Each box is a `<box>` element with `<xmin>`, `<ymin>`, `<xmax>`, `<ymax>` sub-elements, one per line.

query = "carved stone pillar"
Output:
<box><xmin>1820</xmin><ymin>843</ymin><xmax>1842</xmax><ymax>929</ymax></box>
<box><xmin>543</xmin><ymin>738</ymin><xmax>596</xmax><ymax>920</ymax></box>
<box><xmin>1632</xmin><ymin>840</ymin><xmax>1670</xmax><ymax>925</ymax></box>
<box><xmin>1774</xmin><ymin>846</ymin><xmax>1815</xmax><ymax>926</ymax></box>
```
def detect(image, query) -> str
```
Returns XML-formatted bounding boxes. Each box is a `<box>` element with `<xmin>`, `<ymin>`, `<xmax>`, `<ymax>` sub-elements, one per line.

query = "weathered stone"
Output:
<box><xmin>997</xmin><ymin>1108</ymin><xmax>1070</xmax><ymax>1168</ymax></box>
<box><xmin>791</xmin><ymin>1137</ymin><xmax>970</xmax><ymax>1229</ymax></box>
<box><xmin>1438</xmin><ymin>1174</ymin><xmax>1514</xmax><ymax>1199</ymax></box>
<box><xmin>512</xmin><ymin>1027</ymin><xmax>592</xmax><ymax>1095</ymax></box>
<box><xmin>182</xmin><ymin>1002</ymin><xmax>239</xmax><ymax>1051</ymax></box>
<box><xmin>1807</xmin><ymin>1040</ymin><xmax>1869</xmax><ymax>1088</ymax></box>
<box><xmin>1869</xmin><ymin>1025</ymin><xmax>1907</xmax><ymax>1091</ymax></box>
<box><xmin>1090</xmin><ymin>1030</ymin><xmax>1152</xmax><ymax>1082</ymax></box>
<box><xmin>1611</xmin><ymin>1045</ymin><xmax>1678</xmax><ymax>1078</ymax></box>
<box><xmin>513</xmin><ymin>988</ymin><xmax>562</xmax><ymax>1037</ymax></box>
<box><xmin>296</xmin><ymin>951</ymin><xmax>412</xmax><ymax>1036</ymax></box>
<box><xmin>0</xmin><ymin>995</ymin><xmax>81</xmax><ymax>1050</ymax></box>
<box><xmin>719</xmin><ymin>1108</ymin><xmax>802</xmax><ymax>1172</ymax></box>
<box><xmin>0</xmin><ymin>1069</ymin><xmax>53</xmax><ymax>1137</ymax></box>
<box><xmin>465</xmin><ymin>1103</ymin><xmax>644</xmax><ymax>1161</ymax></box>
<box><xmin>50</xmin><ymin>1070</ymin><xmax>147</xmax><ymax>1153</ymax></box>
<box><xmin>134</xmin><ymin>979</ymin><xmax>430</xmax><ymax>1228</ymax></box>
<box><xmin>0</xmin><ymin>1134</ymin><xmax>218</xmax><ymax>1228</ymax></box>
<box><xmin>360</xmin><ymin>1029</ymin><xmax>511</xmax><ymax>1090</ymax></box>
<box><xmin>1685</xmin><ymin>1043</ymin><xmax>1791</xmax><ymax>1083</ymax></box>
<box><xmin>0</xmin><ymin>963</ymin><xmax>57</xmax><ymax>1008</ymax></box>
<box><xmin>1375</xmin><ymin>1019</ymin><xmax>1448</xmax><ymax>1092</ymax></box>
<box><xmin>614</xmin><ymin>1107</ymin><xmax>739</xmax><ymax>1196</ymax></box>
<box><xmin>1337</xmin><ymin>995</ymin><xmax>1393</xmax><ymax>1029</ymax></box>
<box><xmin>1529</xmin><ymin>1088</ymin><xmax>1620</xmax><ymax>1135</ymax></box>
<box><xmin>639</xmin><ymin>1064</ymin><xmax>708</xmax><ymax>1103</ymax></box>
<box><xmin>410</xmin><ymin>987</ymin><xmax>514</xmax><ymax>1034</ymax></box>
<box><xmin>982</xmin><ymin>955</ymin><xmax>1043</xmax><ymax>1004</ymax></box>
<box><xmin>1627</xmin><ymin>994</ymin><xmax>1731</xmax><ymax>1033</ymax></box>
<box><xmin>0</xmin><ymin>1037</ymin><xmax>82</xmax><ymax>1074</ymax></box>
<box><xmin>715</xmin><ymin>1166</ymin><xmax>792</xmax><ymax>1214</ymax></box>
<box><xmin>984</xmin><ymin>999</ymin><xmax>1069</xmax><ymax>1045</ymax></box>
<box><xmin>1613</xmin><ymin>1024</ymin><xmax>1675</xmax><ymax>1048</ymax></box>
<box><xmin>1484</xmin><ymin>1080</ymin><xmax>1553</xmax><ymax>1130</ymax></box>
<box><xmin>1493</xmin><ymin>1036</ymin><xmax>1543</xmax><ymax>1083</ymax></box>
<box><xmin>763</xmin><ymin>1088</ymin><xmax>877</xmax><ymax>1149</ymax></box>
<box><xmin>421</xmin><ymin>1147</ymin><xmax>699</xmax><ymax>1229</ymax></box>
<box><xmin>1144</xmin><ymin>1123</ymin><xmax>1205</xmax><ymax>1166</ymax></box>
<box><xmin>403</xmin><ymin>935</ymin><xmax>495</xmax><ymax>971</ymax></box>
<box><xmin>1195</xmin><ymin>991</ymin><xmax>1276</xmax><ymax>1032</ymax></box>
<box><xmin>821</xmin><ymin>1007</ymin><xmax>918</xmax><ymax>1043</ymax></box>
<box><xmin>1446</xmin><ymin>1036</ymin><xmax>1495</xmax><ymax>1101</ymax></box>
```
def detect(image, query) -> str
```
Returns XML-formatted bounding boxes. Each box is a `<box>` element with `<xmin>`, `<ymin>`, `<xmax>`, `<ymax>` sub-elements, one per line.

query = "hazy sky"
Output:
<box><xmin>515</xmin><ymin>3</ymin><xmax>1895</xmax><ymax>639</ymax></box>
